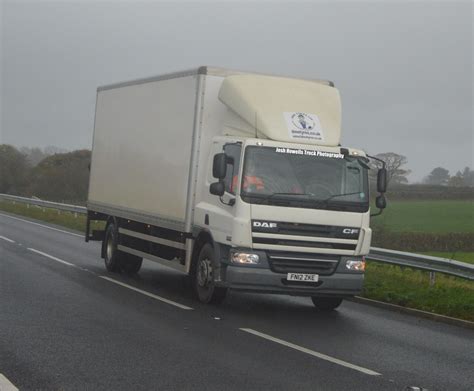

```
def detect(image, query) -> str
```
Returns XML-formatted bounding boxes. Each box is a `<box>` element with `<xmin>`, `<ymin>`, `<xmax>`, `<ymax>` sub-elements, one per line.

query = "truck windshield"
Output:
<box><xmin>240</xmin><ymin>146</ymin><xmax>369</xmax><ymax>212</ymax></box>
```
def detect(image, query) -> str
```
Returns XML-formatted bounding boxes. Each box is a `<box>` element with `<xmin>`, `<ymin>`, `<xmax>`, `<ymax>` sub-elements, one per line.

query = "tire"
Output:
<box><xmin>121</xmin><ymin>254</ymin><xmax>143</xmax><ymax>275</ymax></box>
<box><xmin>311</xmin><ymin>297</ymin><xmax>343</xmax><ymax>311</ymax></box>
<box><xmin>192</xmin><ymin>243</ymin><xmax>227</xmax><ymax>304</ymax></box>
<box><xmin>103</xmin><ymin>223</ymin><xmax>126</xmax><ymax>272</ymax></box>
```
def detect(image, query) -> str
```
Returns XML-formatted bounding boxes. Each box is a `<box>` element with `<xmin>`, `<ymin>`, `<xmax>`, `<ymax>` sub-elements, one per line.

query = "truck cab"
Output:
<box><xmin>194</xmin><ymin>136</ymin><xmax>379</xmax><ymax>309</ymax></box>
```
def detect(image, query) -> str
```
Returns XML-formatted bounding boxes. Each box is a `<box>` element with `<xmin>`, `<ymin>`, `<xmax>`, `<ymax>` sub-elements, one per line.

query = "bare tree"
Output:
<box><xmin>19</xmin><ymin>147</ymin><xmax>47</xmax><ymax>166</ymax></box>
<box><xmin>19</xmin><ymin>146</ymin><xmax>69</xmax><ymax>167</ymax></box>
<box><xmin>448</xmin><ymin>171</ymin><xmax>465</xmax><ymax>187</ymax></box>
<box><xmin>369</xmin><ymin>152</ymin><xmax>411</xmax><ymax>185</ymax></box>
<box><xmin>424</xmin><ymin>167</ymin><xmax>450</xmax><ymax>185</ymax></box>
<box><xmin>461</xmin><ymin>167</ymin><xmax>474</xmax><ymax>187</ymax></box>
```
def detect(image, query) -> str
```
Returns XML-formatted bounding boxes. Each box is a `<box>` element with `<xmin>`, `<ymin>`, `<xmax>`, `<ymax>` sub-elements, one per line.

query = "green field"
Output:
<box><xmin>372</xmin><ymin>200</ymin><xmax>474</xmax><ymax>233</ymax></box>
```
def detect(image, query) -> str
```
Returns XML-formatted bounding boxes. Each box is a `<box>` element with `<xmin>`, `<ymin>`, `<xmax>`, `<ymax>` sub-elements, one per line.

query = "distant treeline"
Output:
<box><xmin>0</xmin><ymin>144</ymin><xmax>90</xmax><ymax>203</ymax></box>
<box><xmin>1</xmin><ymin>144</ymin><xmax>473</xmax><ymax>203</ymax></box>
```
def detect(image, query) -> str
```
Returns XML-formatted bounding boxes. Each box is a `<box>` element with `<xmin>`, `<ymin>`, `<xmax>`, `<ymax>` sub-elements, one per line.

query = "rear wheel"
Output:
<box><xmin>311</xmin><ymin>297</ymin><xmax>343</xmax><ymax>311</ymax></box>
<box><xmin>104</xmin><ymin>223</ymin><xmax>123</xmax><ymax>272</ymax></box>
<box><xmin>104</xmin><ymin>222</ymin><xmax>143</xmax><ymax>274</ymax></box>
<box><xmin>192</xmin><ymin>243</ymin><xmax>227</xmax><ymax>304</ymax></box>
<box><xmin>121</xmin><ymin>255</ymin><xmax>143</xmax><ymax>275</ymax></box>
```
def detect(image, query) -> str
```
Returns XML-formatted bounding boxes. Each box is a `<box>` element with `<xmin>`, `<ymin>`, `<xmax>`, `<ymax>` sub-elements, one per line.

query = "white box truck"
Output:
<box><xmin>86</xmin><ymin>66</ymin><xmax>387</xmax><ymax>309</ymax></box>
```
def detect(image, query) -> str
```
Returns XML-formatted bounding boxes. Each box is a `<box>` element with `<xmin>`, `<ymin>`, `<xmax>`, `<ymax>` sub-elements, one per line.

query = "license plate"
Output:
<box><xmin>287</xmin><ymin>273</ymin><xmax>319</xmax><ymax>282</ymax></box>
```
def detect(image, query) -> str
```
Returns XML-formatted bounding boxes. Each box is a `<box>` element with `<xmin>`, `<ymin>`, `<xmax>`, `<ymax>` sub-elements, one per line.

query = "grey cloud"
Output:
<box><xmin>1</xmin><ymin>1</ymin><xmax>472</xmax><ymax>181</ymax></box>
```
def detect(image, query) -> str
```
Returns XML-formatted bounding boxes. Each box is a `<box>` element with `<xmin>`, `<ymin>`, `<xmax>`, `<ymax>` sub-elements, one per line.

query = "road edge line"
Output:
<box><xmin>349</xmin><ymin>296</ymin><xmax>474</xmax><ymax>330</ymax></box>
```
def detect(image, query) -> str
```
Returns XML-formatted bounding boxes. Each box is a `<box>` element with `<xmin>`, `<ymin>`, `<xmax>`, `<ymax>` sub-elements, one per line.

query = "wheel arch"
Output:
<box><xmin>190</xmin><ymin>229</ymin><xmax>215</xmax><ymax>272</ymax></box>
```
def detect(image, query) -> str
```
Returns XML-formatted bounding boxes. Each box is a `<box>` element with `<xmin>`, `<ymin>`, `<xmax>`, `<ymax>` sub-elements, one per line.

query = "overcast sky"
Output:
<box><xmin>1</xmin><ymin>0</ymin><xmax>472</xmax><ymax>181</ymax></box>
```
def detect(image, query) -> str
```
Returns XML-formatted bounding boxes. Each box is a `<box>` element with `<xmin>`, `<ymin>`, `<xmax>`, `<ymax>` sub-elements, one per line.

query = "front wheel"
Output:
<box><xmin>192</xmin><ymin>244</ymin><xmax>227</xmax><ymax>304</ymax></box>
<box><xmin>311</xmin><ymin>297</ymin><xmax>343</xmax><ymax>311</ymax></box>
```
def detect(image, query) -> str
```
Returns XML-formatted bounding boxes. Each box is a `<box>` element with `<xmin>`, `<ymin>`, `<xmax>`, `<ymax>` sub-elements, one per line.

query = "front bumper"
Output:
<box><xmin>216</xmin><ymin>264</ymin><xmax>364</xmax><ymax>297</ymax></box>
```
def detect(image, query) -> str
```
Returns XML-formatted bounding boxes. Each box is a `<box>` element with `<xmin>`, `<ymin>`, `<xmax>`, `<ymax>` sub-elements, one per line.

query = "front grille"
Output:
<box><xmin>268</xmin><ymin>252</ymin><xmax>339</xmax><ymax>275</ymax></box>
<box><xmin>253</xmin><ymin>237</ymin><xmax>356</xmax><ymax>251</ymax></box>
<box><xmin>252</xmin><ymin>220</ymin><xmax>360</xmax><ymax>240</ymax></box>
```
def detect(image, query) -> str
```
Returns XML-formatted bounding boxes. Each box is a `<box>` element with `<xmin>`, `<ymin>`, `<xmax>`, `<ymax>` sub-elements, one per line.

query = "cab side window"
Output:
<box><xmin>223</xmin><ymin>143</ymin><xmax>241</xmax><ymax>194</ymax></box>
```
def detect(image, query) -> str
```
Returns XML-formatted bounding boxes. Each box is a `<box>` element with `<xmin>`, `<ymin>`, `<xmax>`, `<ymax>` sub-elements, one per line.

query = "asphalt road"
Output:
<box><xmin>0</xmin><ymin>212</ymin><xmax>473</xmax><ymax>391</ymax></box>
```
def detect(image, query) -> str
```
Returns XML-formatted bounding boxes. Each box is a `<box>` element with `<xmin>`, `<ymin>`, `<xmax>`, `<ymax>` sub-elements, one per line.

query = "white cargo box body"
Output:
<box><xmin>88</xmin><ymin>67</ymin><xmax>340</xmax><ymax>232</ymax></box>
<box><xmin>88</xmin><ymin>71</ymin><xmax>202</xmax><ymax>231</ymax></box>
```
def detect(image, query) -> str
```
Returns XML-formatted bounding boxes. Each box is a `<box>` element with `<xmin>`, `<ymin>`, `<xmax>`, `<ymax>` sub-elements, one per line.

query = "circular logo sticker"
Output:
<box><xmin>291</xmin><ymin>113</ymin><xmax>315</xmax><ymax>130</ymax></box>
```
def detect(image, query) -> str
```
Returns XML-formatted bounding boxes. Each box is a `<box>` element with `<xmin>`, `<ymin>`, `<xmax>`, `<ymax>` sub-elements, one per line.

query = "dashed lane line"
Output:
<box><xmin>100</xmin><ymin>276</ymin><xmax>194</xmax><ymax>311</ymax></box>
<box><xmin>10</xmin><ymin>240</ymin><xmax>383</xmax><ymax>378</ymax></box>
<box><xmin>25</xmin><ymin>247</ymin><xmax>193</xmax><ymax>311</ymax></box>
<box><xmin>239</xmin><ymin>328</ymin><xmax>381</xmax><ymax>376</ymax></box>
<box><xmin>0</xmin><ymin>236</ymin><xmax>15</xmax><ymax>243</ymax></box>
<box><xmin>27</xmin><ymin>248</ymin><xmax>76</xmax><ymax>267</ymax></box>
<box><xmin>0</xmin><ymin>373</ymin><xmax>19</xmax><ymax>391</ymax></box>
<box><xmin>0</xmin><ymin>213</ymin><xmax>83</xmax><ymax>238</ymax></box>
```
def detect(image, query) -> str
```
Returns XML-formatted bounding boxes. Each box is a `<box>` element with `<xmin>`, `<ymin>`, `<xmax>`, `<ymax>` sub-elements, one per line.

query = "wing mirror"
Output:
<box><xmin>377</xmin><ymin>168</ymin><xmax>387</xmax><ymax>193</ymax></box>
<box><xmin>212</xmin><ymin>153</ymin><xmax>227</xmax><ymax>179</ymax></box>
<box><xmin>210</xmin><ymin>181</ymin><xmax>225</xmax><ymax>197</ymax></box>
<box><xmin>375</xmin><ymin>194</ymin><xmax>387</xmax><ymax>210</ymax></box>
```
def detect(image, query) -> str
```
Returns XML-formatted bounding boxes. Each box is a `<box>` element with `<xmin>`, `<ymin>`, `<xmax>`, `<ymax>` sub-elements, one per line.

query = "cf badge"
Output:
<box><xmin>342</xmin><ymin>228</ymin><xmax>359</xmax><ymax>235</ymax></box>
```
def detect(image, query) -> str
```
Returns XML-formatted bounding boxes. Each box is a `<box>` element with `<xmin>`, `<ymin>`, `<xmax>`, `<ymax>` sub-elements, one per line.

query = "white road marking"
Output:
<box><xmin>0</xmin><ymin>213</ymin><xmax>83</xmax><ymax>237</ymax></box>
<box><xmin>99</xmin><ymin>276</ymin><xmax>193</xmax><ymax>311</ymax></box>
<box><xmin>0</xmin><ymin>236</ymin><xmax>15</xmax><ymax>243</ymax></box>
<box><xmin>25</xmin><ymin>246</ymin><xmax>191</xmax><ymax>311</ymax></box>
<box><xmin>0</xmin><ymin>373</ymin><xmax>19</xmax><ymax>391</ymax></box>
<box><xmin>27</xmin><ymin>248</ymin><xmax>76</xmax><ymax>267</ymax></box>
<box><xmin>239</xmin><ymin>328</ymin><xmax>381</xmax><ymax>376</ymax></box>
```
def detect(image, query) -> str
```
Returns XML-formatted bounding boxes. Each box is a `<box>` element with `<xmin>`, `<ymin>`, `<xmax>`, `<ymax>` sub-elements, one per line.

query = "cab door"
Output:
<box><xmin>194</xmin><ymin>140</ymin><xmax>242</xmax><ymax>245</ymax></box>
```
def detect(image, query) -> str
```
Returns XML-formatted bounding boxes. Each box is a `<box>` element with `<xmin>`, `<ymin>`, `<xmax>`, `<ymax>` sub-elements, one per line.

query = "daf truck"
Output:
<box><xmin>86</xmin><ymin>66</ymin><xmax>387</xmax><ymax>309</ymax></box>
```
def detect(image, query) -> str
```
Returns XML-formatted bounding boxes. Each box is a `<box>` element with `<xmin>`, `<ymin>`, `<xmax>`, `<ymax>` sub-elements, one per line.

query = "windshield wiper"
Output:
<box><xmin>321</xmin><ymin>191</ymin><xmax>365</xmax><ymax>203</ymax></box>
<box><xmin>243</xmin><ymin>192</ymin><xmax>329</xmax><ymax>207</ymax></box>
<box><xmin>243</xmin><ymin>191</ymin><xmax>366</xmax><ymax>207</ymax></box>
<box><xmin>241</xmin><ymin>192</ymin><xmax>308</xmax><ymax>204</ymax></box>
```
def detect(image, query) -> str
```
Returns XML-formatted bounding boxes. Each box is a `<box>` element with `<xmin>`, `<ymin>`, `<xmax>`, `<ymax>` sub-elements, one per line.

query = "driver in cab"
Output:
<box><xmin>232</xmin><ymin>161</ymin><xmax>265</xmax><ymax>193</ymax></box>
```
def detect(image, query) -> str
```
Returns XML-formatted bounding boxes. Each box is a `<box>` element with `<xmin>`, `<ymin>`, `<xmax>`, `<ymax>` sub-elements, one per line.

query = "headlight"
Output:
<box><xmin>231</xmin><ymin>252</ymin><xmax>260</xmax><ymax>265</ymax></box>
<box><xmin>345</xmin><ymin>258</ymin><xmax>365</xmax><ymax>271</ymax></box>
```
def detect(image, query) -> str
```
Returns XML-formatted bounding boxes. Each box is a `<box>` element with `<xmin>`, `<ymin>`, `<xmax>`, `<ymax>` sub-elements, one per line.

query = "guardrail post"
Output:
<box><xmin>429</xmin><ymin>271</ymin><xmax>436</xmax><ymax>287</ymax></box>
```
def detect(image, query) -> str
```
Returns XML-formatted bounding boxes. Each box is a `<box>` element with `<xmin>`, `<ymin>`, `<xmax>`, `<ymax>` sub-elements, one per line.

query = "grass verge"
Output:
<box><xmin>0</xmin><ymin>200</ymin><xmax>103</xmax><ymax>233</ymax></box>
<box><xmin>363</xmin><ymin>261</ymin><xmax>474</xmax><ymax>322</ymax></box>
<box><xmin>2</xmin><ymin>200</ymin><xmax>473</xmax><ymax>321</ymax></box>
